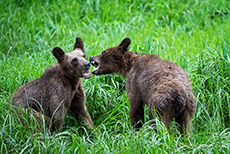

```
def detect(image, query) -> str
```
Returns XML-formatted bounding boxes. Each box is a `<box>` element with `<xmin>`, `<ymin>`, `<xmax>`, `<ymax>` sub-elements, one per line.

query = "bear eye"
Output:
<box><xmin>72</xmin><ymin>58</ymin><xmax>78</xmax><ymax>64</ymax></box>
<box><xmin>83</xmin><ymin>55</ymin><xmax>86</xmax><ymax>58</ymax></box>
<box><xmin>102</xmin><ymin>51</ymin><xmax>105</xmax><ymax>55</ymax></box>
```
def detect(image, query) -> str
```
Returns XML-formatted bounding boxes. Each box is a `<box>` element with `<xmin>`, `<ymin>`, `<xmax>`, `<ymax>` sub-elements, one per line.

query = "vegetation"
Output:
<box><xmin>0</xmin><ymin>0</ymin><xmax>229</xmax><ymax>153</ymax></box>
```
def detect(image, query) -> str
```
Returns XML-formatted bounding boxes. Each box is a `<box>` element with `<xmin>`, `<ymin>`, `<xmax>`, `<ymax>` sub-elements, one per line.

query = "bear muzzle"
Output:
<box><xmin>89</xmin><ymin>56</ymin><xmax>100</xmax><ymax>75</ymax></box>
<box><xmin>81</xmin><ymin>61</ymin><xmax>92</xmax><ymax>79</ymax></box>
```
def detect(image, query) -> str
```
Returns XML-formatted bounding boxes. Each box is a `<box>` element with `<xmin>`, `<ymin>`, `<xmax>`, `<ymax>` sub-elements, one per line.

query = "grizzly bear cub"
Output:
<box><xmin>10</xmin><ymin>37</ymin><xmax>93</xmax><ymax>132</ymax></box>
<box><xmin>90</xmin><ymin>38</ymin><xmax>196</xmax><ymax>135</ymax></box>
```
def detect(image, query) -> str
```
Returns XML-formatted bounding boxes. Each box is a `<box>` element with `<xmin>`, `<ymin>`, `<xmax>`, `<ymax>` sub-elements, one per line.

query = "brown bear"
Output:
<box><xmin>9</xmin><ymin>37</ymin><xmax>93</xmax><ymax>132</ymax></box>
<box><xmin>89</xmin><ymin>38</ymin><xmax>196</xmax><ymax>135</ymax></box>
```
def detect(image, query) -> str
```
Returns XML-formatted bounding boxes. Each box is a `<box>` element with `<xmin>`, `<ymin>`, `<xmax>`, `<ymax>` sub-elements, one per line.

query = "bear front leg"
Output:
<box><xmin>30</xmin><ymin>110</ymin><xmax>52</xmax><ymax>132</ymax></box>
<box><xmin>129</xmin><ymin>102</ymin><xmax>144</xmax><ymax>130</ymax></box>
<box><xmin>126</xmin><ymin>88</ymin><xmax>144</xmax><ymax>129</ymax></box>
<box><xmin>49</xmin><ymin>102</ymin><xmax>65</xmax><ymax>132</ymax></box>
<box><xmin>51</xmin><ymin>112</ymin><xmax>65</xmax><ymax>132</ymax></box>
<box><xmin>70</xmin><ymin>88</ymin><xmax>93</xmax><ymax>128</ymax></box>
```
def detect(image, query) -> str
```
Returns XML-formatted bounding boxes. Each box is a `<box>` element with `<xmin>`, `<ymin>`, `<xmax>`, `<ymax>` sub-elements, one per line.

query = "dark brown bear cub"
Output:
<box><xmin>10</xmin><ymin>37</ymin><xmax>93</xmax><ymax>132</ymax></box>
<box><xmin>90</xmin><ymin>38</ymin><xmax>196</xmax><ymax>135</ymax></box>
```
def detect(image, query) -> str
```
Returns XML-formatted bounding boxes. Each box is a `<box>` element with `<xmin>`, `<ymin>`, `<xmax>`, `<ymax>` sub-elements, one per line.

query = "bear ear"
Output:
<box><xmin>74</xmin><ymin>37</ymin><xmax>84</xmax><ymax>51</ymax></box>
<box><xmin>52</xmin><ymin>47</ymin><xmax>65</xmax><ymax>63</ymax></box>
<box><xmin>119</xmin><ymin>38</ymin><xmax>131</xmax><ymax>53</ymax></box>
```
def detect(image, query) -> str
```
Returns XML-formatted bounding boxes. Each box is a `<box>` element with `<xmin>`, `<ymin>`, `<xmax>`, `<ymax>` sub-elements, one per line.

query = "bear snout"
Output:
<box><xmin>89</xmin><ymin>56</ymin><xmax>96</xmax><ymax>63</ymax></box>
<box><xmin>89</xmin><ymin>56</ymin><xmax>99</xmax><ymax>67</ymax></box>
<box><xmin>89</xmin><ymin>56</ymin><xmax>100</xmax><ymax>75</ymax></box>
<box><xmin>81</xmin><ymin>61</ymin><xmax>92</xmax><ymax>79</ymax></box>
<box><xmin>84</xmin><ymin>61</ymin><xmax>91</xmax><ymax>70</ymax></box>
<box><xmin>89</xmin><ymin>56</ymin><xmax>94</xmax><ymax>62</ymax></box>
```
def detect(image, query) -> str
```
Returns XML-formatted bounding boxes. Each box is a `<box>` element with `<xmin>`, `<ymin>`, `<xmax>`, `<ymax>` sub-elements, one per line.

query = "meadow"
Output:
<box><xmin>0</xmin><ymin>0</ymin><xmax>230</xmax><ymax>153</ymax></box>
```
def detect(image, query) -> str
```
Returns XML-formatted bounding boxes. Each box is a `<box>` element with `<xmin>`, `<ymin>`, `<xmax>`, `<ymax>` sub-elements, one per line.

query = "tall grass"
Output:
<box><xmin>0</xmin><ymin>0</ymin><xmax>230</xmax><ymax>153</ymax></box>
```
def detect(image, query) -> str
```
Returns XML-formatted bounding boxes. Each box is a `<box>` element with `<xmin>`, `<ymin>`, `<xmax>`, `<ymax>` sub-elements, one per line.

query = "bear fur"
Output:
<box><xmin>10</xmin><ymin>37</ymin><xmax>93</xmax><ymax>132</ymax></box>
<box><xmin>89</xmin><ymin>38</ymin><xmax>196</xmax><ymax>135</ymax></box>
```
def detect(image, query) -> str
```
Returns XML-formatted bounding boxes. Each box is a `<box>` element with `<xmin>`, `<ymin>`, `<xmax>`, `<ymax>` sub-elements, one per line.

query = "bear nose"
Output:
<box><xmin>85</xmin><ymin>61</ymin><xmax>91</xmax><ymax>69</ymax></box>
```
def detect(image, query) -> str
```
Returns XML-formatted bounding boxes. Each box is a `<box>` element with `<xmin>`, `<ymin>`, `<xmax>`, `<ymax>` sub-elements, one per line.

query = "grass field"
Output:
<box><xmin>0</xmin><ymin>0</ymin><xmax>230</xmax><ymax>153</ymax></box>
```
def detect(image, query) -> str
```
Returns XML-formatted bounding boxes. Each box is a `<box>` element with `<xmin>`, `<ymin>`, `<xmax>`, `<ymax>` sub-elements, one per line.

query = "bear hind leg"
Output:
<box><xmin>148</xmin><ymin>94</ymin><xmax>174</xmax><ymax>134</ymax></box>
<box><xmin>175</xmin><ymin>110</ymin><xmax>193</xmax><ymax>136</ymax></box>
<box><xmin>15</xmin><ymin>107</ymin><xmax>52</xmax><ymax>132</ymax></box>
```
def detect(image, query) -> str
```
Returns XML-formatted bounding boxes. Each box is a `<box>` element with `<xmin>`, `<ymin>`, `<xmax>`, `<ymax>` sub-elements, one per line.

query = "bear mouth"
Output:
<box><xmin>82</xmin><ymin>69</ymin><xmax>91</xmax><ymax>79</ymax></box>
<box><xmin>90</xmin><ymin>60</ymin><xmax>100</xmax><ymax>74</ymax></box>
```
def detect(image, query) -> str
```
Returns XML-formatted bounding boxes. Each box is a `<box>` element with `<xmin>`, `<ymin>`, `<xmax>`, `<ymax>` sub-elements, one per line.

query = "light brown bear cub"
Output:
<box><xmin>10</xmin><ymin>37</ymin><xmax>93</xmax><ymax>131</ymax></box>
<box><xmin>90</xmin><ymin>38</ymin><xmax>196</xmax><ymax>135</ymax></box>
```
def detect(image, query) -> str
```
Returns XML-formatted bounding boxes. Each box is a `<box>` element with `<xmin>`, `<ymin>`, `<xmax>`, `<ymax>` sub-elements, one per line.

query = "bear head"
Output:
<box><xmin>89</xmin><ymin>38</ymin><xmax>138</xmax><ymax>75</ymax></box>
<box><xmin>52</xmin><ymin>37</ymin><xmax>91</xmax><ymax>79</ymax></box>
